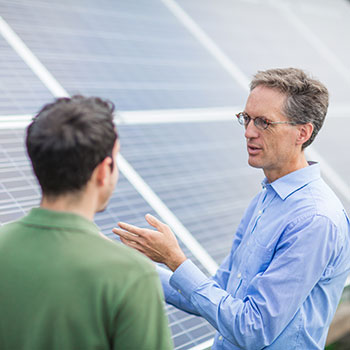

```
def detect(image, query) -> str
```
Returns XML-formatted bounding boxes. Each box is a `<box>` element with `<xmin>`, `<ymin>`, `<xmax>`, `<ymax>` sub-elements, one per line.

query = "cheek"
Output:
<box><xmin>275</xmin><ymin>133</ymin><xmax>295</xmax><ymax>156</ymax></box>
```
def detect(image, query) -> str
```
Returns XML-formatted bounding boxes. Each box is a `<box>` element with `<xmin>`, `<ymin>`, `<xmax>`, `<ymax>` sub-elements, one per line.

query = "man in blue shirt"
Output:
<box><xmin>114</xmin><ymin>68</ymin><xmax>350</xmax><ymax>349</ymax></box>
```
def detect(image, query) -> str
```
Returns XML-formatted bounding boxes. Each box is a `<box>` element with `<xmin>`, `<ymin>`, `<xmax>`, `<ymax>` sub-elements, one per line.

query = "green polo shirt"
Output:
<box><xmin>0</xmin><ymin>208</ymin><xmax>173</xmax><ymax>350</ymax></box>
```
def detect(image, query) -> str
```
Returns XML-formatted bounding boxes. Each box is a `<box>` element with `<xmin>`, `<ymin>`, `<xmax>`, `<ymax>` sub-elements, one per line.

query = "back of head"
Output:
<box><xmin>250</xmin><ymin>67</ymin><xmax>329</xmax><ymax>148</ymax></box>
<box><xmin>26</xmin><ymin>95</ymin><xmax>117</xmax><ymax>197</ymax></box>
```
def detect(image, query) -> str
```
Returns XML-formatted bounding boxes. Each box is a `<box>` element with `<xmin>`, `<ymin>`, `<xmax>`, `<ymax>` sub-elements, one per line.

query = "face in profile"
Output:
<box><xmin>244</xmin><ymin>85</ymin><xmax>301</xmax><ymax>181</ymax></box>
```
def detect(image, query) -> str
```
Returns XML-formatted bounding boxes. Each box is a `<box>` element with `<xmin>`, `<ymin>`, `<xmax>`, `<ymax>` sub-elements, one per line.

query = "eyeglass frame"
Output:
<box><xmin>236</xmin><ymin>111</ymin><xmax>297</xmax><ymax>130</ymax></box>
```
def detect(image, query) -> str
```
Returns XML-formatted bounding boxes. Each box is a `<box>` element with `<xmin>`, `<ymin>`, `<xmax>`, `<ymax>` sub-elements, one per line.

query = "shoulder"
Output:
<box><xmin>285</xmin><ymin>177</ymin><xmax>347</xmax><ymax>227</ymax></box>
<box><xmin>0</xmin><ymin>220</ymin><xmax>24</xmax><ymax>241</ymax></box>
<box><xmin>86</xmin><ymin>234</ymin><xmax>156</xmax><ymax>276</ymax></box>
<box><xmin>281</xmin><ymin>183</ymin><xmax>349</xmax><ymax>251</ymax></box>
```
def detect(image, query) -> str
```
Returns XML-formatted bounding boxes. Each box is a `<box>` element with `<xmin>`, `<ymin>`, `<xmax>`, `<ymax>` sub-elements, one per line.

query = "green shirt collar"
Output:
<box><xmin>20</xmin><ymin>207</ymin><xmax>101</xmax><ymax>236</ymax></box>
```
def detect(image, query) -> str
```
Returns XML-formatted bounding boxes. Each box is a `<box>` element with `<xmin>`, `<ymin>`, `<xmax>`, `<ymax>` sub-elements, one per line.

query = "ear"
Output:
<box><xmin>94</xmin><ymin>156</ymin><xmax>113</xmax><ymax>186</ymax></box>
<box><xmin>296</xmin><ymin>123</ymin><xmax>313</xmax><ymax>147</ymax></box>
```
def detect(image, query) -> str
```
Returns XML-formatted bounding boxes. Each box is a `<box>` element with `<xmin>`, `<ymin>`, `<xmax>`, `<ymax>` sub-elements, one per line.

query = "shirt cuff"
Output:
<box><xmin>169</xmin><ymin>259</ymin><xmax>208</xmax><ymax>300</ymax></box>
<box><xmin>156</xmin><ymin>265</ymin><xmax>176</xmax><ymax>302</ymax></box>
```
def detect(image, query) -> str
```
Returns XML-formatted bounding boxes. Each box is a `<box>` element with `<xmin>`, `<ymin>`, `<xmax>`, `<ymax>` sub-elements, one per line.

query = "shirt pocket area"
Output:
<box><xmin>244</xmin><ymin>238</ymin><xmax>274</xmax><ymax>280</ymax></box>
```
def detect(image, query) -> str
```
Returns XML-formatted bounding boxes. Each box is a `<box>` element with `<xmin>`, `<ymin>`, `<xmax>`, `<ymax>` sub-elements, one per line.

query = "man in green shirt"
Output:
<box><xmin>0</xmin><ymin>96</ymin><xmax>173</xmax><ymax>350</ymax></box>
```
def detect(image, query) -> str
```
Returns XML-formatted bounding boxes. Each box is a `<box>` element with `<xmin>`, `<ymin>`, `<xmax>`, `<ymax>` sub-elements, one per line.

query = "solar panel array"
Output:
<box><xmin>0</xmin><ymin>0</ymin><xmax>349</xmax><ymax>349</ymax></box>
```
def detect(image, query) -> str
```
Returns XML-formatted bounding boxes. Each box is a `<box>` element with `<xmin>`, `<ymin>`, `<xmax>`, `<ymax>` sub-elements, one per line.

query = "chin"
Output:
<box><xmin>248</xmin><ymin>157</ymin><xmax>263</xmax><ymax>169</ymax></box>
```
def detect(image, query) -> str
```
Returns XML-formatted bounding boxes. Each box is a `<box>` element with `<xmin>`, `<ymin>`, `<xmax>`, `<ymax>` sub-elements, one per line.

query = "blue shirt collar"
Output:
<box><xmin>261</xmin><ymin>162</ymin><xmax>321</xmax><ymax>200</ymax></box>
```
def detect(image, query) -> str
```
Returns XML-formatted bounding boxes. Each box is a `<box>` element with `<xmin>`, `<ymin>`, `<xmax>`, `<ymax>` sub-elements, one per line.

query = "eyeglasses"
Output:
<box><xmin>236</xmin><ymin>112</ymin><xmax>296</xmax><ymax>130</ymax></box>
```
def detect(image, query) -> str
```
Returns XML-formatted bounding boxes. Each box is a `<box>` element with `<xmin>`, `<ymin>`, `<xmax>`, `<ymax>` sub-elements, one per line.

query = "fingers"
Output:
<box><xmin>117</xmin><ymin>221</ymin><xmax>145</xmax><ymax>236</ymax></box>
<box><xmin>145</xmin><ymin>214</ymin><xmax>167</xmax><ymax>231</ymax></box>
<box><xmin>112</xmin><ymin>227</ymin><xmax>141</xmax><ymax>242</ymax></box>
<box><xmin>120</xmin><ymin>236</ymin><xmax>145</xmax><ymax>254</ymax></box>
<box><xmin>113</xmin><ymin>228</ymin><xmax>143</xmax><ymax>248</ymax></box>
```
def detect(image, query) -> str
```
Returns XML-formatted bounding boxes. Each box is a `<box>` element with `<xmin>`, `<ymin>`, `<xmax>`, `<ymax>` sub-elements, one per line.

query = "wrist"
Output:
<box><xmin>166</xmin><ymin>252</ymin><xmax>187</xmax><ymax>272</ymax></box>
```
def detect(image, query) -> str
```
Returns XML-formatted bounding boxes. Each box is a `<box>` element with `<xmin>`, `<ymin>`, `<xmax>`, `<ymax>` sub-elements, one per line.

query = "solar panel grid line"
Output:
<box><xmin>1</xmin><ymin>103</ymin><xmax>350</xmax><ymax>130</ymax></box>
<box><xmin>117</xmin><ymin>106</ymin><xmax>242</xmax><ymax>124</ymax></box>
<box><xmin>189</xmin><ymin>339</ymin><xmax>214</xmax><ymax>350</ymax></box>
<box><xmin>1</xmin><ymin>0</ymin><xmax>179</xmax><ymax>25</ymax></box>
<box><xmin>0</xmin><ymin>203</ymin><xmax>31</xmax><ymax>216</ymax></box>
<box><xmin>0</xmin><ymin>196</ymin><xmax>40</xmax><ymax>211</ymax></box>
<box><xmin>1</xmin><ymin>142</ymin><xmax>38</xmax><ymax>186</ymax></box>
<box><xmin>6</xmin><ymin>22</ymin><xmax>206</xmax><ymax>48</ymax></box>
<box><xmin>32</xmin><ymin>52</ymin><xmax>217</xmax><ymax>67</ymax></box>
<box><xmin>0</xmin><ymin>183</ymin><xmax>26</xmax><ymax>219</ymax></box>
<box><xmin>270</xmin><ymin>0</ymin><xmax>350</xmax><ymax>85</ymax></box>
<box><xmin>0</xmin><ymin>161</ymin><xmax>31</xmax><ymax>170</ymax></box>
<box><xmin>173</xmin><ymin>330</ymin><xmax>214</xmax><ymax>350</ymax></box>
<box><xmin>63</xmin><ymin>81</ymin><xmax>230</xmax><ymax>91</ymax></box>
<box><xmin>160</xmin><ymin>0</ymin><xmax>250</xmax><ymax>91</ymax></box>
<box><xmin>0</xmin><ymin>185</ymin><xmax>39</xmax><ymax>223</ymax></box>
<box><xmin>0</xmin><ymin>16</ymin><xmax>65</xmax><ymax>98</ymax></box>
<box><xmin>176</xmin><ymin>334</ymin><xmax>214</xmax><ymax>350</ymax></box>
<box><xmin>0</xmin><ymin>163</ymin><xmax>31</xmax><ymax>173</ymax></box>
<box><xmin>138</xmin><ymin>168</ymin><xmax>254</xmax><ymax>188</ymax></box>
<box><xmin>117</xmin><ymin>154</ymin><xmax>218</xmax><ymax>275</ymax></box>
<box><xmin>0</xmin><ymin>183</ymin><xmax>37</xmax><ymax>193</ymax></box>
<box><xmin>0</xmin><ymin>197</ymin><xmax>39</xmax><ymax>209</ymax></box>
<box><xmin>170</xmin><ymin>319</ymin><xmax>210</xmax><ymax>339</ymax></box>
<box><xmin>172</xmin><ymin>321</ymin><xmax>212</xmax><ymax>337</ymax></box>
<box><xmin>167</xmin><ymin>311</ymin><xmax>215</xmax><ymax>349</ymax></box>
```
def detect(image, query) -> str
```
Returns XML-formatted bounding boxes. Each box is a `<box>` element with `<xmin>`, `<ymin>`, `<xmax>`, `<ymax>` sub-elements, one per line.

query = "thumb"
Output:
<box><xmin>145</xmin><ymin>214</ymin><xmax>164</xmax><ymax>230</ymax></box>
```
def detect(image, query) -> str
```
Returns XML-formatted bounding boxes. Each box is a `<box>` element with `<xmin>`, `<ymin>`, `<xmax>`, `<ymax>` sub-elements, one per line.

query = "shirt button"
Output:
<box><xmin>258</xmin><ymin>210</ymin><xmax>262</xmax><ymax>214</ymax></box>
<box><xmin>177</xmin><ymin>289</ymin><xmax>181</xmax><ymax>294</ymax></box>
<box><xmin>219</xmin><ymin>335</ymin><xmax>223</xmax><ymax>341</ymax></box>
<box><xmin>237</xmin><ymin>272</ymin><xmax>241</xmax><ymax>278</ymax></box>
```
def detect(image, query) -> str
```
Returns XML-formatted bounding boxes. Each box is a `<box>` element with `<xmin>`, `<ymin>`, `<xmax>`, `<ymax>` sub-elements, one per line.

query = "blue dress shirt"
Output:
<box><xmin>158</xmin><ymin>163</ymin><xmax>350</xmax><ymax>350</ymax></box>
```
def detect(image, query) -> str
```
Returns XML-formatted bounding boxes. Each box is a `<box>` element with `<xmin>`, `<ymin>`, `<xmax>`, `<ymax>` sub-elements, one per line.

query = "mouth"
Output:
<box><xmin>247</xmin><ymin>144</ymin><xmax>262</xmax><ymax>155</ymax></box>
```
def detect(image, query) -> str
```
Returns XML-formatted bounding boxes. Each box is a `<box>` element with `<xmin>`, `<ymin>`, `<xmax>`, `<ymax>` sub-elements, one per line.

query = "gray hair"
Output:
<box><xmin>250</xmin><ymin>68</ymin><xmax>329</xmax><ymax>149</ymax></box>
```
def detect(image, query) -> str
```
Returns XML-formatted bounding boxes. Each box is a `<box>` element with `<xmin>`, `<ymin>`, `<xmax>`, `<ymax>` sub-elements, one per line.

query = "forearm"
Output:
<box><xmin>170</xmin><ymin>260</ymin><xmax>271</xmax><ymax>349</ymax></box>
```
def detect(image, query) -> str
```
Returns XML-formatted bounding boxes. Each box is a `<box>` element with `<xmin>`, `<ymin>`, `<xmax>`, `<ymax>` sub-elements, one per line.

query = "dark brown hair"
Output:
<box><xmin>26</xmin><ymin>95</ymin><xmax>117</xmax><ymax>196</ymax></box>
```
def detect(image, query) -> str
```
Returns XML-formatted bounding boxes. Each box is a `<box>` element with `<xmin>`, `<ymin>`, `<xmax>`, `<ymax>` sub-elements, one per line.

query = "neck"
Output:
<box><xmin>264</xmin><ymin>153</ymin><xmax>309</xmax><ymax>183</ymax></box>
<box><xmin>40</xmin><ymin>191</ymin><xmax>97</xmax><ymax>221</ymax></box>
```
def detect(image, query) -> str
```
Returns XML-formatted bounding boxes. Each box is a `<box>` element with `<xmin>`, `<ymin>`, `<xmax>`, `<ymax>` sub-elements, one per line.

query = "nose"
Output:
<box><xmin>244</xmin><ymin>119</ymin><xmax>259</xmax><ymax>139</ymax></box>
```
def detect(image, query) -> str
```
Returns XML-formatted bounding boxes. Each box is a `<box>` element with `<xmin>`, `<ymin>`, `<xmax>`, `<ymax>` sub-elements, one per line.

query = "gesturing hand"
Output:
<box><xmin>112</xmin><ymin>214</ymin><xmax>187</xmax><ymax>271</ymax></box>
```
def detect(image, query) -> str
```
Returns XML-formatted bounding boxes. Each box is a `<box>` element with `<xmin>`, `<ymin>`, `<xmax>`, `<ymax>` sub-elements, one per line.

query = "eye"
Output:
<box><xmin>243</xmin><ymin>114</ymin><xmax>250</xmax><ymax>124</ymax></box>
<box><xmin>255</xmin><ymin>117</ymin><xmax>269</xmax><ymax>129</ymax></box>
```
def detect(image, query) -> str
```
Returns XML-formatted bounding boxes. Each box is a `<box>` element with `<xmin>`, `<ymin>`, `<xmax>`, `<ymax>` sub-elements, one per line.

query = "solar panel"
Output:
<box><xmin>0</xmin><ymin>0</ymin><xmax>245</xmax><ymax>111</ymax></box>
<box><xmin>0</xmin><ymin>0</ymin><xmax>349</xmax><ymax>349</ymax></box>
<box><xmin>176</xmin><ymin>0</ymin><xmax>350</xmax><ymax>104</ymax></box>
<box><xmin>0</xmin><ymin>35</ymin><xmax>53</xmax><ymax>114</ymax></box>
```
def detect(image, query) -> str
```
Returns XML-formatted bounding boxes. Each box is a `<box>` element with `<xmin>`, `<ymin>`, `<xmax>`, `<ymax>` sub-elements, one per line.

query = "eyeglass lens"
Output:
<box><xmin>238</xmin><ymin>113</ymin><xmax>268</xmax><ymax>130</ymax></box>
